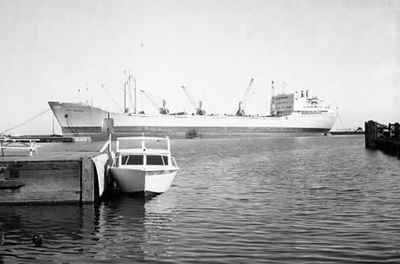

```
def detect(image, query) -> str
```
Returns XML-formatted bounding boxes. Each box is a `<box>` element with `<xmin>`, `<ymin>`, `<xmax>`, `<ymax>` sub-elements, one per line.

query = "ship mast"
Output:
<box><xmin>50</xmin><ymin>113</ymin><xmax>55</xmax><ymax>135</ymax></box>
<box><xmin>123</xmin><ymin>71</ymin><xmax>136</xmax><ymax>114</ymax></box>
<box><xmin>270</xmin><ymin>80</ymin><xmax>276</xmax><ymax>116</ymax></box>
<box><xmin>134</xmin><ymin>77</ymin><xmax>137</xmax><ymax>114</ymax></box>
<box><xmin>123</xmin><ymin>80</ymin><xmax>127</xmax><ymax>113</ymax></box>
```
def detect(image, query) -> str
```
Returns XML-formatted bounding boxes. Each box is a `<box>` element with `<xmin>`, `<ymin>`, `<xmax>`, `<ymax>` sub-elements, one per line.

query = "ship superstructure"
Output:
<box><xmin>271</xmin><ymin>88</ymin><xmax>331</xmax><ymax>116</ymax></box>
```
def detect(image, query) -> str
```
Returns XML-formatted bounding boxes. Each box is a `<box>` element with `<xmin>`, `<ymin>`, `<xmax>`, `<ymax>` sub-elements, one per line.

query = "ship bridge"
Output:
<box><xmin>271</xmin><ymin>90</ymin><xmax>332</xmax><ymax>116</ymax></box>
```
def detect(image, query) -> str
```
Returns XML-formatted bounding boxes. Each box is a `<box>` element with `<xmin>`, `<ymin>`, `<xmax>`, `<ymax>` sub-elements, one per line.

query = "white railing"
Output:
<box><xmin>0</xmin><ymin>138</ymin><xmax>39</xmax><ymax>156</ymax></box>
<box><xmin>116</xmin><ymin>136</ymin><xmax>170</xmax><ymax>153</ymax></box>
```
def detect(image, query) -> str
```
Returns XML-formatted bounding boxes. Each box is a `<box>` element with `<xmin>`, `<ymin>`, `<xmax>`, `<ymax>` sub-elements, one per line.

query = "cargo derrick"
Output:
<box><xmin>236</xmin><ymin>77</ymin><xmax>255</xmax><ymax>116</ymax></box>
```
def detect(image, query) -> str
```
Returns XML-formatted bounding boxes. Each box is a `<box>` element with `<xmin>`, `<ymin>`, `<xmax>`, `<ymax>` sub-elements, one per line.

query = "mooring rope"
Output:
<box><xmin>0</xmin><ymin>109</ymin><xmax>50</xmax><ymax>134</ymax></box>
<box><xmin>65</xmin><ymin>116</ymin><xmax>78</xmax><ymax>136</ymax></box>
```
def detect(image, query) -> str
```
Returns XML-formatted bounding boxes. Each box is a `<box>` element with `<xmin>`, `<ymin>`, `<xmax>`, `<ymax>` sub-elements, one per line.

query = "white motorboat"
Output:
<box><xmin>110</xmin><ymin>136</ymin><xmax>178</xmax><ymax>195</ymax></box>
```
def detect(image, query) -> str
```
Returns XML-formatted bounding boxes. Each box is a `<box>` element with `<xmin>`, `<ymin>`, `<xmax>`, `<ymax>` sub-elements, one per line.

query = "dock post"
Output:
<box><xmin>388</xmin><ymin>123</ymin><xmax>393</xmax><ymax>138</ymax></box>
<box><xmin>81</xmin><ymin>157</ymin><xmax>95</xmax><ymax>203</ymax></box>
<box><xmin>102</xmin><ymin>114</ymin><xmax>114</xmax><ymax>140</ymax></box>
<box><xmin>365</xmin><ymin>120</ymin><xmax>377</xmax><ymax>149</ymax></box>
<box><xmin>394</xmin><ymin>123</ymin><xmax>400</xmax><ymax>140</ymax></box>
<box><xmin>29</xmin><ymin>141</ymin><xmax>34</xmax><ymax>156</ymax></box>
<box><xmin>395</xmin><ymin>123</ymin><xmax>400</xmax><ymax>159</ymax></box>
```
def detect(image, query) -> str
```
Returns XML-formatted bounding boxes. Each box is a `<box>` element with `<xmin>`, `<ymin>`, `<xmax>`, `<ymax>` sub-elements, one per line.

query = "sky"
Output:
<box><xmin>0</xmin><ymin>0</ymin><xmax>399</xmax><ymax>135</ymax></box>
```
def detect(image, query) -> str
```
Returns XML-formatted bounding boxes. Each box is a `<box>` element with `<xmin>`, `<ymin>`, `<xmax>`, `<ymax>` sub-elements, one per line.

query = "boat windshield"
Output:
<box><xmin>147</xmin><ymin>155</ymin><xmax>169</xmax><ymax>166</ymax></box>
<box><xmin>121</xmin><ymin>155</ymin><xmax>144</xmax><ymax>165</ymax></box>
<box><xmin>120</xmin><ymin>154</ymin><xmax>169</xmax><ymax>166</ymax></box>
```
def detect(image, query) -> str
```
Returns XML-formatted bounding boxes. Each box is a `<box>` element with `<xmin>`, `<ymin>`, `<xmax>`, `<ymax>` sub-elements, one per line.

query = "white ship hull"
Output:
<box><xmin>49</xmin><ymin>101</ymin><xmax>337</xmax><ymax>139</ymax></box>
<box><xmin>110</xmin><ymin>167</ymin><xmax>177</xmax><ymax>194</ymax></box>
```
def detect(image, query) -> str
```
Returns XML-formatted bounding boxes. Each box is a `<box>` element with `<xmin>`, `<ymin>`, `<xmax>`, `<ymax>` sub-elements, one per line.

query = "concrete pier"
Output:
<box><xmin>0</xmin><ymin>142</ymin><xmax>111</xmax><ymax>204</ymax></box>
<box><xmin>365</xmin><ymin>120</ymin><xmax>400</xmax><ymax>158</ymax></box>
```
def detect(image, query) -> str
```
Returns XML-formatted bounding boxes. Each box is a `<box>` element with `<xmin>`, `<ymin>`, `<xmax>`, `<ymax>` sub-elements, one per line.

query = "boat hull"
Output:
<box><xmin>110</xmin><ymin>167</ymin><xmax>177</xmax><ymax>194</ymax></box>
<box><xmin>49</xmin><ymin>101</ymin><xmax>337</xmax><ymax>139</ymax></box>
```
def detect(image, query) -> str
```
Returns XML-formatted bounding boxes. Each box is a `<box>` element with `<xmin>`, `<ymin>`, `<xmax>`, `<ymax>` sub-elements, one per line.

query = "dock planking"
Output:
<box><xmin>0</xmin><ymin>142</ymin><xmax>109</xmax><ymax>204</ymax></box>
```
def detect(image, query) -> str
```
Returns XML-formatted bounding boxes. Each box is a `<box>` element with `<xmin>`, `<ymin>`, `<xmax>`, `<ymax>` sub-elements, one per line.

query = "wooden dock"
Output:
<box><xmin>0</xmin><ymin>142</ymin><xmax>111</xmax><ymax>204</ymax></box>
<box><xmin>365</xmin><ymin>120</ymin><xmax>400</xmax><ymax>158</ymax></box>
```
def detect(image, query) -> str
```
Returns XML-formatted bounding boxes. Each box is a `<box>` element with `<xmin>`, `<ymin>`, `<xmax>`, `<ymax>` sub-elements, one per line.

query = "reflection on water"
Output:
<box><xmin>93</xmin><ymin>195</ymin><xmax>177</xmax><ymax>262</ymax></box>
<box><xmin>0</xmin><ymin>195</ymin><xmax>177</xmax><ymax>263</ymax></box>
<box><xmin>1</xmin><ymin>136</ymin><xmax>400</xmax><ymax>263</ymax></box>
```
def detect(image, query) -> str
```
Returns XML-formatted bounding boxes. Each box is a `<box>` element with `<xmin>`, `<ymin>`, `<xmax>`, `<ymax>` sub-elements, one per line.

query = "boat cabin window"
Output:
<box><xmin>146</xmin><ymin>155</ymin><xmax>168</xmax><ymax>166</ymax></box>
<box><xmin>121</xmin><ymin>155</ymin><xmax>144</xmax><ymax>165</ymax></box>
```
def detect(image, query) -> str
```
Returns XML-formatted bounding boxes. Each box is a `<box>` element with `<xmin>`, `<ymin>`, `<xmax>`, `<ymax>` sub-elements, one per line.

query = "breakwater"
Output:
<box><xmin>365</xmin><ymin>120</ymin><xmax>400</xmax><ymax>158</ymax></box>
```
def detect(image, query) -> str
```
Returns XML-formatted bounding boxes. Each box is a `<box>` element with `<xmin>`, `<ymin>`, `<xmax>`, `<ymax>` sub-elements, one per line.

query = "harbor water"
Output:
<box><xmin>1</xmin><ymin>135</ymin><xmax>400</xmax><ymax>263</ymax></box>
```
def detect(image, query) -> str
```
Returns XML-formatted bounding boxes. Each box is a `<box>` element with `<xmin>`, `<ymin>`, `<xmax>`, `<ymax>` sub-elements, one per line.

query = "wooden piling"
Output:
<box><xmin>81</xmin><ymin>157</ymin><xmax>95</xmax><ymax>203</ymax></box>
<box><xmin>365</xmin><ymin>120</ymin><xmax>400</xmax><ymax>159</ymax></box>
<box><xmin>365</xmin><ymin>120</ymin><xmax>377</xmax><ymax>149</ymax></box>
<box><xmin>395</xmin><ymin>123</ymin><xmax>400</xmax><ymax>140</ymax></box>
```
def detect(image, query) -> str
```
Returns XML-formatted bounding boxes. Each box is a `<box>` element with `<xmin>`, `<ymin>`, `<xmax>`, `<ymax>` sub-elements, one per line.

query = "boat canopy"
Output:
<box><xmin>116</xmin><ymin>136</ymin><xmax>171</xmax><ymax>154</ymax></box>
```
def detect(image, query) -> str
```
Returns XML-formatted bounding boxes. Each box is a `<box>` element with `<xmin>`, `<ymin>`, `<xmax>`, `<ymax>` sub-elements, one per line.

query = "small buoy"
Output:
<box><xmin>32</xmin><ymin>234</ymin><xmax>42</xmax><ymax>247</ymax></box>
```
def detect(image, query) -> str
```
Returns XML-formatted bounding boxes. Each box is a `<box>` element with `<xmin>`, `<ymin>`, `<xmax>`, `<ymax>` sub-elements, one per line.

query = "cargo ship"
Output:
<box><xmin>49</xmin><ymin>80</ymin><xmax>337</xmax><ymax>139</ymax></box>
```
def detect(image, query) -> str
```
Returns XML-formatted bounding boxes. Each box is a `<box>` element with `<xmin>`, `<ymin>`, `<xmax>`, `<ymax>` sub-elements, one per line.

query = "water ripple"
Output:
<box><xmin>1</xmin><ymin>136</ymin><xmax>400</xmax><ymax>263</ymax></box>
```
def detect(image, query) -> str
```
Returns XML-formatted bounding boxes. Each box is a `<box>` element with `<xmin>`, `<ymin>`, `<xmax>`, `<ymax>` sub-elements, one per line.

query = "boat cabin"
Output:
<box><xmin>115</xmin><ymin>137</ymin><xmax>177</xmax><ymax>168</ymax></box>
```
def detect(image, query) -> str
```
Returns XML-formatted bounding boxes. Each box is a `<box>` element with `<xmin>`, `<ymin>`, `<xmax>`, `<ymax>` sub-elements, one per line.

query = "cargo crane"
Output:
<box><xmin>139</xmin><ymin>89</ymin><xmax>169</xmax><ymax>114</ymax></box>
<box><xmin>180</xmin><ymin>85</ymin><xmax>206</xmax><ymax>115</ymax></box>
<box><xmin>236</xmin><ymin>77</ymin><xmax>255</xmax><ymax>116</ymax></box>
